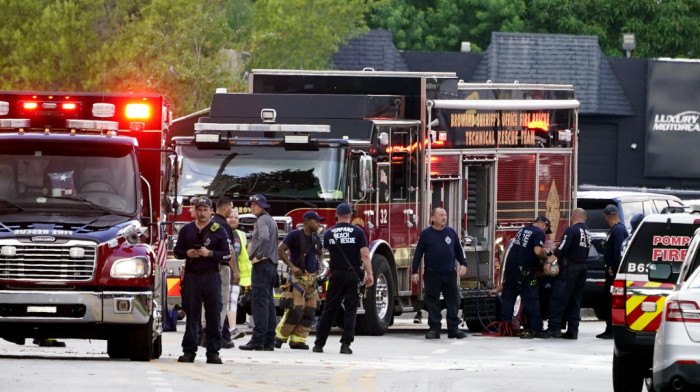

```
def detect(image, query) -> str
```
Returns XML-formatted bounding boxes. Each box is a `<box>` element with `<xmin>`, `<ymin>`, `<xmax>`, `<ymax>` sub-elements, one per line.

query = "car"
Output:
<box><xmin>611</xmin><ymin>209</ymin><xmax>700</xmax><ymax>391</ymax></box>
<box><xmin>652</xmin><ymin>227</ymin><xmax>700</xmax><ymax>392</ymax></box>
<box><xmin>577</xmin><ymin>190</ymin><xmax>685</xmax><ymax>319</ymax></box>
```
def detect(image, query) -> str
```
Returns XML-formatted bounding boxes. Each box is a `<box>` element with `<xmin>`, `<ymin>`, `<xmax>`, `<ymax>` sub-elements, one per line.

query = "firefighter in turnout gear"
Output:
<box><xmin>274</xmin><ymin>211</ymin><xmax>324</xmax><ymax>349</ymax></box>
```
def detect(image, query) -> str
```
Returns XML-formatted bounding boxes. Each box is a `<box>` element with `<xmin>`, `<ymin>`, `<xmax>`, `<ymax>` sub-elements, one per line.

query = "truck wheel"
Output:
<box><xmin>128</xmin><ymin>317</ymin><xmax>154</xmax><ymax>361</ymax></box>
<box><xmin>356</xmin><ymin>255</ymin><xmax>394</xmax><ymax>336</ymax></box>
<box><xmin>151</xmin><ymin>334</ymin><xmax>162</xmax><ymax>359</ymax></box>
<box><xmin>613</xmin><ymin>352</ymin><xmax>644</xmax><ymax>392</ymax></box>
<box><xmin>107</xmin><ymin>334</ymin><xmax>129</xmax><ymax>359</ymax></box>
<box><xmin>466</xmin><ymin>320</ymin><xmax>484</xmax><ymax>333</ymax></box>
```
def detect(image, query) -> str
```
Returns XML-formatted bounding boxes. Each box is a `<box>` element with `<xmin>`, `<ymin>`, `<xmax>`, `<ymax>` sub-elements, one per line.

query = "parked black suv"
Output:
<box><xmin>577</xmin><ymin>191</ymin><xmax>685</xmax><ymax>318</ymax></box>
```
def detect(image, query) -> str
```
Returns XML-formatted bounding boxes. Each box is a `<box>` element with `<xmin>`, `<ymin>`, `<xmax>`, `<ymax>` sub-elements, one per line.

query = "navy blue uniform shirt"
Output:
<box><xmin>506</xmin><ymin>224</ymin><xmax>546</xmax><ymax>269</ymax></box>
<box><xmin>604</xmin><ymin>222</ymin><xmax>628</xmax><ymax>270</ymax></box>
<box><xmin>554</xmin><ymin>222</ymin><xmax>592</xmax><ymax>264</ymax></box>
<box><xmin>283</xmin><ymin>229</ymin><xmax>322</xmax><ymax>273</ymax></box>
<box><xmin>174</xmin><ymin>220</ymin><xmax>231</xmax><ymax>272</ymax></box>
<box><xmin>411</xmin><ymin>226</ymin><xmax>467</xmax><ymax>275</ymax></box>
<box><xmin>211</xmin><ymin>213</ymin><xmax>234</xmax><ymax>265</ymax></box>
<box><xmin>324</xmin><ymin>223</ymin><xmax>367</xmax><ymax>272</ymax></box>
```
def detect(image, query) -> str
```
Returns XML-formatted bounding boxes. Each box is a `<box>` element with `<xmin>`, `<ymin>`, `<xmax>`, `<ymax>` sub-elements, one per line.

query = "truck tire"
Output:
<box><xmin>613</xmin><ymin>352</ymin><xmax>644</xmax><ymax>392</ymax></box>
<box><xmin>128</xmin><ymin>317</ymin><xmax>154</xmax><ymax>361</ymax></box>
<box><xmin>107</xmin><ymin>334</ymin><xmax>129</xmax><ymax>359</ymax></box>
<box><xmin>355</xmin><ymin>255</ymin><xmax>394</xmax><ymax>336</ymax></box>
<box><xmin>466</xmin><ymin>320</ymin><xmax>484</xmax><ymax>333</ymax></box>
<box><xmin>152</xmin><ymin>334</ymin><xmax>162</xmax><ymax>360</ymax></box>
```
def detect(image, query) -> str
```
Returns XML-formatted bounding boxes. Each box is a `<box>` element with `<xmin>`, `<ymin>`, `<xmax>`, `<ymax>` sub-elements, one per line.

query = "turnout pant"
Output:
<box><xmin>423</xmin><ymin>269</ymin><xmax>462</xmax><ymax>334</ymax></box>
<box><xmin>547</xmin><ymin>262</ymin><xmax>587</xmax><ymax>334</ymax></box>
<box><xmin>275</xmin><ymin>277</ymin><xmax>318</xmax><ymax>345</ymax></box>
<box><xmin>314</xmin><ymin>269</ymin><xmax>360</xmax><ymax>347</ymax></box>
<box><xmin>181</xmin><ymin>270</ymin><xmax>222</xmax><ymax>357</ymax></box>
<box><xmin>500</xmin><ymin>264</ymin><xmax>543</xmax><ymax>332</ymax></box>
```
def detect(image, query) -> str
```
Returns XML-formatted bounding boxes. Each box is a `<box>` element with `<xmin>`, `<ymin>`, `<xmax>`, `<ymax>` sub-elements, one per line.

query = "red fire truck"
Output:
<box><xmin>169</xmin><ymin>69</ymin><xmax>580</xmax><ymax>335</ymax></box>
<box><xmin>0</xmin><ymin>91</ymin><xmax>173</xmax><ymax>360</ymax></box>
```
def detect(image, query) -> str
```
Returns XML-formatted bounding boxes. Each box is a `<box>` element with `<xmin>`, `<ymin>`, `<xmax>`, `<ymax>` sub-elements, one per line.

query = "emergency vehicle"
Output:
<box><xmin>168</xmin><ymin>69</ymin><xmax>580</xmax><ymax>335</ymax></box>
<box><xmin>611</xmin><ymin>210</ymin><xmax>700</xmax><ymax>391</ymax></box>
<box><xmin>0</xmin><ymin>91</ymin><xmax>173</xmax><ymax>360</ymax></box>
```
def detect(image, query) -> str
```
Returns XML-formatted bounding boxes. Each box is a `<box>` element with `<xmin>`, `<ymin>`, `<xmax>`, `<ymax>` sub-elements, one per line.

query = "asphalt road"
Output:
<box><xmin>0</xmin><ymin>314</ymin><xmax>618</xmax><ymax>392</ymax></box>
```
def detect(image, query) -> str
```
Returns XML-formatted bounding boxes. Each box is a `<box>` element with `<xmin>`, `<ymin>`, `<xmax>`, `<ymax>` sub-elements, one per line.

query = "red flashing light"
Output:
<box><xmin>23</xmin><ymin>102</ymin><xmax>38</xmax><ymax>110</ymax></box>
<box><xmin>432</xmin><ymin>140</ymin><xmax>445</xmax><ymax>146</ymax></box>
<box><xmin>62</xmin><ymin>103</ymin><xmax>77</xmax><ymax>110</ymax></box>
<box><xmin>126</xmin><ymin>104</ymin><xmax>150</xmax><ymax>119</ymax></box>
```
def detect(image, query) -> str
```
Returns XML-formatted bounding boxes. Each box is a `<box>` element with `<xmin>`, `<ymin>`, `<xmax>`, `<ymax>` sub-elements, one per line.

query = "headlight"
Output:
<box><xmin>110</xmin><ymin>257</ymin><xmax>150</xmax><ymax>278</ymax></box>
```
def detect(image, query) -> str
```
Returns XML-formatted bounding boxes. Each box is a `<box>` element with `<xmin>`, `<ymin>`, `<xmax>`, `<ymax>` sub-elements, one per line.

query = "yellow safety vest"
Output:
<box><xmin>236</xmin><ymin>229</ymin><xmax>252</xmax><ymax>287</ymax></box>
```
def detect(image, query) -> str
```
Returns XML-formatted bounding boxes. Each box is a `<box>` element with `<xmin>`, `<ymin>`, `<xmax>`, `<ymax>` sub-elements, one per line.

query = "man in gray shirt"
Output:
<box><xmin>239</xmin><ymin>194</ymin><xmax>280</xmax><ymax>351</ymax></box>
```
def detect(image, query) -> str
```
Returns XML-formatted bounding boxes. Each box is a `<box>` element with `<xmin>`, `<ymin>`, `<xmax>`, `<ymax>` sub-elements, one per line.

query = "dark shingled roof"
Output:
<box><xmin>332</xmin><ymin>30</ymin><xmax>408</xmax><ymax>71</ymax></box>
<box><xmin>472</xmin><ymin>32</ymin><xmax>634</xmax><ymax>116</ymax></box>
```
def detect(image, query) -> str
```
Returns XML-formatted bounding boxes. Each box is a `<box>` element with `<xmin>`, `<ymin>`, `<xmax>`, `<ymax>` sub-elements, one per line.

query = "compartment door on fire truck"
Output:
<box><xmin>429</xmin><ymin>154</ymin><xmax>462</xmax><ymax>233</ymax></box>
<box><xmin>377</xmin><ymin>122</ymin><xmax>420</xmax><ymax>253</ymax></box>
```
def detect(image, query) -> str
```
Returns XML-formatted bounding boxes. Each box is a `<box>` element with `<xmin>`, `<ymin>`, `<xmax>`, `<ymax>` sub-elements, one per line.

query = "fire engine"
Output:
<box><xmin>0</xmin><ymin>91</ymin><xmax>173</xmax><ymax>360</ymax></box>
<box><xmin>168</xmin><ymin>69</ymin><xmax>580</xmax><ymax>335</ymax></box>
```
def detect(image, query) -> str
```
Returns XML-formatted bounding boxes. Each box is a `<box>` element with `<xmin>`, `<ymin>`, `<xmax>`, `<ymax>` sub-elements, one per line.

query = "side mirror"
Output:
<box><xmin>359</xmin><ymin>155</ymin><xmax>373</xmax><ymax>193</ymax></box>
<box><xmin>648</xmin><ymin>262</ymin><xmax>672</xmax><ymax>282</ymax></box>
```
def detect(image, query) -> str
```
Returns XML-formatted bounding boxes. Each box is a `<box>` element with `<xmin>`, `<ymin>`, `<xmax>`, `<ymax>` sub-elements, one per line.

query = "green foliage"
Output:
<box><xmin>248</xmin><ymin>0</ymin><xmax>370</xmax><ymax>69</ymax></box>
<box><xmin>368</xmin><ymin>0</ymin><xmax>700</xmax><ymax>58</ymax></box>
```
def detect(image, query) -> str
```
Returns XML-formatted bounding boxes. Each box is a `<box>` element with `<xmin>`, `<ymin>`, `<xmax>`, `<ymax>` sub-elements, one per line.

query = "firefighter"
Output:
<box><xmin>545</xmin><ymin>208</ymin><xmax>591</xmax><ymax>339</ymax></box>
<box><xmin>313</xmin><ymin>203</ymin><xmax>374</xmax><ymax>354</ymax></box>
<box><xmin>274</xmin><ymin>211</ymin><xmax>324</xmax><ymax>349</ymax></box>
<box><xmin>225</xmin><ymin>208</ymin><xmax>250</xmax><ymax>340</ymax></box>
<box><xmin>175</xmin><ymin>196</ymin><xmax>231</xmax><ymax>364</ymax></box>
<box><xmin>410</xmin><ymin>207</ymin><xmax>468</xmax><ymax>339</ymax></box>
<box><xmin>199</xmin><ymin>197</ymin><xmax>240</xmax><ymax>349</ymax></box>
<box><xmin>239</xmin><ymin>194</ymin><xmax>279</xmax><ymax>351</ymax></box>
<box><xmin>597</xmin><ymin>204</ymin><xmax>628</xmax><ymax>339</ymax></box>
<box><xmin>500</xmin><ymin>216</ymin><xmax>552</xmax><ymax>339</ymax></box>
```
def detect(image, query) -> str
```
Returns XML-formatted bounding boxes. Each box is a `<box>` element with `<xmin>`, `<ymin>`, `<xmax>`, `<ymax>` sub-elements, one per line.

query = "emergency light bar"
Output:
<box><xmin>194</xmin><ymin>122</ymin><xmax>330</xmax><ymax>133</ymax></box>
<box><xmin>66</xmin><ymin>119</ymin><xmax>119</xmax><ymax>131</ymax></box>
<box><xmin>0</xmin><ymin>119</ymin><xmax>30</xmax><ymax>128</ymax></box>
<box><xmin>428</xmin><ymin>99</ymin><xmax>580</xmax><ymax>111</ymax></box>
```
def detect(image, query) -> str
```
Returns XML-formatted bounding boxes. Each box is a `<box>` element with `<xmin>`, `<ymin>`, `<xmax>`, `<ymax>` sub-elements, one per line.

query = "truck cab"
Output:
<box><xmin>0</xmin><ymin>91</ymin><xmax>172</xmax><ymax>361</ymax></box>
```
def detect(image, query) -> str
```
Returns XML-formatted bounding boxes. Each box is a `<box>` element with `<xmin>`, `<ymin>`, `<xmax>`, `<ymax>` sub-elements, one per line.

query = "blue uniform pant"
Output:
<box><xmin>250</xmin><ymin>260</ymin><xmax>278</xmax><ymax>347</ymax></box>
<box><xmin>423</xmin><ymin>269</ymin><xmax>462</xmax><ymax>334</ymax></box>
<box><xmin>500</xmin><ymin>264</ymin><xmax>542</xmax><ymax>332</ymax></box>
<box><xmin>548</xmin><ymin>263</ymin><xmax>587</xmax><ymax>334</ymax></box>
<box><xmin>181</xmin><ymin>270</ymin><xmax>222</xmax><ymax>357</ymax></box>
<box><xmin>314</xmin><ymin>269</ymin><xmax>360</xmax><ymax>347</ymax></box>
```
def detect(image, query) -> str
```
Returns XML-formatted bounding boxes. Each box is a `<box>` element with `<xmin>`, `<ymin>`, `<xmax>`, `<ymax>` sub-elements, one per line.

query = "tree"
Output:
<box><xmin>367</xmin><ymin>0</ymin><xmax>700</xmax><ymax>58</ymax></box>
<box><xmin>248</xmin><ymin>0</ymin><xmax>371</xmax><ymax>69</ymax></box>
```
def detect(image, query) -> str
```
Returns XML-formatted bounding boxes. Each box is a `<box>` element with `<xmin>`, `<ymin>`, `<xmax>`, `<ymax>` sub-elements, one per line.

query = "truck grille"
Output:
<box><xmin>0</xmin><ymin>240</ymin><xmax>97</xmax><ymax>282</ymax></box>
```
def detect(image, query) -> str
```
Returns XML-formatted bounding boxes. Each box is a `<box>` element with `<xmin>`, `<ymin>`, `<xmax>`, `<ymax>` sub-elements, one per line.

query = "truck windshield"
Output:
<box><xmin>178</xmin><ymin>145</ymin><xmax>347</xmax><ymax>200</ymax></box>
<box><xmin>0</xmin><ymin>141</ymin><xmax>137</xmax><ymax>215</ymax></box>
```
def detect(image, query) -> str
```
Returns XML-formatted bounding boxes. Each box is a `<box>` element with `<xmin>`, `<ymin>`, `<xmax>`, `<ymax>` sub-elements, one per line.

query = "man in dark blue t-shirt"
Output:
<box><xmin>598</xmin><ymin>204</ymin><xmax>629</xmax><ymax>339</ymax></box>
<box><xmin>274</xmin><ymin>210</ymin><xmax>324</xmax><ymax>350</ymax></box>
<box><xmin>545</xmin><ymin>208</ymin><xmax>591</xmax><ymax>339</ymax></box>
<box><xmin>313</xmin><ymin>203</ymin><xmax>373</xmax><ymax>355</ymax></box>
<box><xmin>411</xmin><ymin>207</ymin><xmax>468</xmax><ymax>339</ymax></box>
<box><xmin>500</xmin><ymin>216</ymin><xmax>551</xmax><ymax>339</ymax></box>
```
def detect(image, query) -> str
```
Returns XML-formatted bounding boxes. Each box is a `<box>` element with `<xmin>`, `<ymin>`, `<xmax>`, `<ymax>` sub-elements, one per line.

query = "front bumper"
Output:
<box><xmin>0</xmin><ymin>290</ymin><xmax>152</xmax><ymax>324</ymax></box>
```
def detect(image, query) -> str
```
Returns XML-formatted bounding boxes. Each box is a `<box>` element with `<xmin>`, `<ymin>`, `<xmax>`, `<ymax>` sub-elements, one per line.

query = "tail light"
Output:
<box><xmin>611</xmin><ymin>279</ymin><xmax>626</xmax><ymax>309</ymax></box>
<box><xmin>126</xmin><ymin>104</ymin><xmax>150</xmax><ymax>119</ymax></box>
<box><xmin>666</xmin><ymin>300</ymin><xmax>700</xmax><ymax>322</ymax></box>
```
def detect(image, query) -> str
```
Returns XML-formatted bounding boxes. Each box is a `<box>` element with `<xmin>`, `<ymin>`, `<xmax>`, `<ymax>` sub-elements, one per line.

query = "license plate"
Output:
<box><xmin>27</xmin><ymin>306</ymin><xmax>57</xmax><ymax>313</ymax></box>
